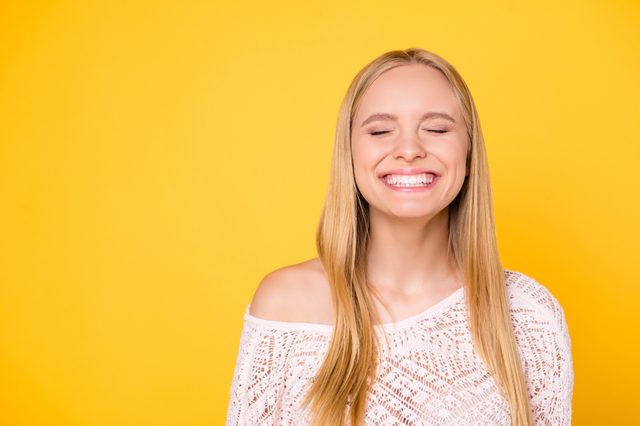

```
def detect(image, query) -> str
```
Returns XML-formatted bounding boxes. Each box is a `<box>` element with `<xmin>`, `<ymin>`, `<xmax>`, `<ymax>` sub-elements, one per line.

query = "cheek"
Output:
<box><xmin>437</xmin><ymin>139</ymin><xmax>468</xmax><ymax>167</ymax></box>
<box><xmin>352</xmin><ymin>135</ymin><xmax>388</xmax><ymax>159</ymax></box>
<box><xmin>351</xmin><ymin>141</ymin><xmax>380</xmax><ymax>191</ymax></box>
<box><xmin>351</xmin><ymin>140</ymin><xmax>374</xmax><ymax>171</ymax></box>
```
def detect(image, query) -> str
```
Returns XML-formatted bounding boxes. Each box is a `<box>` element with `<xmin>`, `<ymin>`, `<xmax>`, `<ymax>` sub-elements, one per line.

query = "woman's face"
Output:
<box><xmin>350</xmin><ymin>64</ymin><xmax>469</xmax><ymax>220</ymax></box>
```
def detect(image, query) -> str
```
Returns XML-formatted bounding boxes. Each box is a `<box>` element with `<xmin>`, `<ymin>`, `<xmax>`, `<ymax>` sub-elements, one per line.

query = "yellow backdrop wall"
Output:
<box><xmin>1</xmin><ymin>0</ymin><xmax>638</xmax><ymax>424</ymax></box>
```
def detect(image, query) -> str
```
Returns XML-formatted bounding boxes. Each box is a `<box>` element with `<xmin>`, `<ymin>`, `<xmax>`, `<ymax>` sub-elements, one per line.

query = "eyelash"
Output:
<box><xmin>369</xmin><ymin>129</ymin><xmax>448</xmax><ymax>136</ymax></box>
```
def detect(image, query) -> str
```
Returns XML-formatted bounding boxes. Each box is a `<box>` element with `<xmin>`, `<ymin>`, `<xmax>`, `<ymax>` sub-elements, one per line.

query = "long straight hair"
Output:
<box><xmin>300</xmin><ymin>48</ymin><xmax>532</xmax><ymax>426</ymax></box>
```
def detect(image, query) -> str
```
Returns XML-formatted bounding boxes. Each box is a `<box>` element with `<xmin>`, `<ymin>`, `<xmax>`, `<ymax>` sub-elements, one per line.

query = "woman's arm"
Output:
<box><xmin>531</xmin><ymin>303</ymin><xmax>574</xmax><ymax>425</ymax></box>
<box><xmin>507</xmin><ymin>272</ymin><xmax>575</xmax><ymax>425</ymax></box>
<box><xmin>226</xmin><ymin>320</ymin><xmax>285</xmax><ymax>426</ymax></box>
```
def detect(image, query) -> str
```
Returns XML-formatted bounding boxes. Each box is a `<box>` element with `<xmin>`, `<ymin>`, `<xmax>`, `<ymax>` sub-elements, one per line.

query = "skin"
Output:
<box><xmin>349</xmin><ymin>63</ymin><xmax>470</xmax><ymax>322</ymax></box>
<box><xmin>250</xmin><ymin>63</ymin><xmax>471</xmax><ymax>324</ymax></box>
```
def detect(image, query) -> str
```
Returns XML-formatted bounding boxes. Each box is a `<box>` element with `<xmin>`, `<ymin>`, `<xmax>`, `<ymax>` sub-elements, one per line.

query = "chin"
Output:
<box><xmin>386</xmin><ymin>209</ymin><xmax>439</xmax><ymax>220</ymax></box>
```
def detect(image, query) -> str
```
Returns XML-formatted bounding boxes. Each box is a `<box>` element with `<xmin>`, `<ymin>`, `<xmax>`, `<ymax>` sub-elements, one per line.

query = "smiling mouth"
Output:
<box><xmin>383</xmin><ymin>172</ymin><xmax>435</xmax><ymax>185</ymax></box>
<box><xmin>379</xmin><ymin>173</ymin><xmax>440</xmax><ymax>191</ymax></box>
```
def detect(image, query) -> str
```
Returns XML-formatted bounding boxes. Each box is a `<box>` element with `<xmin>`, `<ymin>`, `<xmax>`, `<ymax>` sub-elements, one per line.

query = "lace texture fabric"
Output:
<box><xmin>226</xmin><ymin>269</ymin><xmax>574</xmax><ymax>425</ymax></box>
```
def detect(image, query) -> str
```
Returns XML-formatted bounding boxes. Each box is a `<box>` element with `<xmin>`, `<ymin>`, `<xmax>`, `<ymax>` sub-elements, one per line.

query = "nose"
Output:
<box><xmin>392</xmin><ymin>129</ymin><xmax>427</xmax><ymax>161</ymax></box>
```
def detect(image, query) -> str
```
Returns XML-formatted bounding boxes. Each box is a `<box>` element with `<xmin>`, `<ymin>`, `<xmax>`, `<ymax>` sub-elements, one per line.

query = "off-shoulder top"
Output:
<box><xmin>226</xmin><ymin>269</ymin><xmax>574</xmax><ymax>425</ymax></box>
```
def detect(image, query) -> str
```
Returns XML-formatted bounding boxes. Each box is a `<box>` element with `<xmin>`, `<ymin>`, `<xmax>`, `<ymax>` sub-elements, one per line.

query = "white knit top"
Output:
<box><xmin>226</xmin><ymin>269</ymin><xmax>574</xmax><ymax>425</ymax></box>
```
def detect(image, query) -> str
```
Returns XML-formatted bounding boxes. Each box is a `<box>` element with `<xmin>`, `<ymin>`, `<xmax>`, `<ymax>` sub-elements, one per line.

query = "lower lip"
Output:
<box><xmin>379</xmin><ymin>175</ymin><xmax>439</xmax><ymax>192</ymax></box>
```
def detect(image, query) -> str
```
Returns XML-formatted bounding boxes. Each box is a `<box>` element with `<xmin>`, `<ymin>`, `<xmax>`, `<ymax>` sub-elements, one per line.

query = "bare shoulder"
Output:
<box><xmin>249</xmin><ymin>257</ymin><xmax>334</xmax><ymax>324</ymax></box>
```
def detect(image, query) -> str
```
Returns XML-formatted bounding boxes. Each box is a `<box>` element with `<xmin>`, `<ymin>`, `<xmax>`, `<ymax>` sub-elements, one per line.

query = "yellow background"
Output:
<box><xmin>1</xmin><ymin>1</ymin><xmax>638</xmax><ymax>424</ymax></box>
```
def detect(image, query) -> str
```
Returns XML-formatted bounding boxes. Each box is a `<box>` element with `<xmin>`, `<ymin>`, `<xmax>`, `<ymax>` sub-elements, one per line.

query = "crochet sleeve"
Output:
<box><xmin>225</xmin><ymin>310</ymin><xmax>330</xmax><ymax>426</ymax></box>
<box><xmin>225</xmin><ymin>319</ymin><xmax>285</xmax><ymax>426</ymax></box>
<box><xmin>529</xmin><ymin>301</ymin><xmax>574</xmax><ymax>425</ymax></box>
<box><xmin>509</xmin><ymin>275</ymin><xmax>575</xmax><ymax>426</ymax></box>
<box><xmin>550</xmin><ymin>305</ymin><xmax>575</xmax><ymax>424</ymax></box>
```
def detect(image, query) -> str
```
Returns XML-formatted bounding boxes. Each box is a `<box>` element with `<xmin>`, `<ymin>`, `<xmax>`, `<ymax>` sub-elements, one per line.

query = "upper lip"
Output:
<box><xmin>378</xmin><ymin>168</ymin><xmax>440</xmax><ymax>178</ymax></box>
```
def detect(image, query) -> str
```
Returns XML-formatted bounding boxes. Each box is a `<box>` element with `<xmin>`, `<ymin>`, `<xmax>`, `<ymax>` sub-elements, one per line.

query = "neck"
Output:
<box><xmin>365</xmin><ymin>207</ymin><xmax>460</xmax><ymax>297</ymax></box>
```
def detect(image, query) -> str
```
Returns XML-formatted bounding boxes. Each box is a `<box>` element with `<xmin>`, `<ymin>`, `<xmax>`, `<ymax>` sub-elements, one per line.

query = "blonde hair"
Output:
<box><xmin>300</xmin><ymin>48</ymin><xmax>532</xmax><ymax>426</ymax></box>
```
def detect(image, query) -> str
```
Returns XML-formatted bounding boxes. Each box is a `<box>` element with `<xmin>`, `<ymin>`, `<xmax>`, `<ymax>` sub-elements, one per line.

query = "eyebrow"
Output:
<box><xmin>360</xmin><ymin>112</ymin><xmax>456</xmax><ymax>127</ymax></box>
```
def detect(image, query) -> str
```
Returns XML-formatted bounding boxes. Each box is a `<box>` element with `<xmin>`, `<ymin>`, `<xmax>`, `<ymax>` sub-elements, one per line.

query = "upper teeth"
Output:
<box><xmin>385</xmin><ymin>173</ymin><xmax>435</xmax><ymax>185</ymax></box>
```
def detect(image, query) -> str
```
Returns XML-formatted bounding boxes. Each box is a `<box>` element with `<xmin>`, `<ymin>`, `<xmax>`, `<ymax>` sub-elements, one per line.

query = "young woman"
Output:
<box><xmin>226</xmin><ymin>48</ymin><xmax>574</xmax><ymax>426</ymax></box>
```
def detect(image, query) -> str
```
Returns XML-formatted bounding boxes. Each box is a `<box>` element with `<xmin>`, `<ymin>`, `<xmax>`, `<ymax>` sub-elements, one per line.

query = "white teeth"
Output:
<box><xmin>384</xmin><ymin>173</ymin><xmax>435</xmax><ymax>187</ymax></box>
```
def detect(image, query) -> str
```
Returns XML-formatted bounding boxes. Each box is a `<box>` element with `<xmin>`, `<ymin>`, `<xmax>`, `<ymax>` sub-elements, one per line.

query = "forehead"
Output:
<box><xmin>355</xmin><ymin>64</ymin><xmax>460</xmax><ymax>122</ymax></box>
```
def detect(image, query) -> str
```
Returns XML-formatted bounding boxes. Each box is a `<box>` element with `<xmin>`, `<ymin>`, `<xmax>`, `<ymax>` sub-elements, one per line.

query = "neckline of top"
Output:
<box><xmin>243</xmin><ymin>285</ymin><xmax>465</xmax><ymax>333</ymax></box>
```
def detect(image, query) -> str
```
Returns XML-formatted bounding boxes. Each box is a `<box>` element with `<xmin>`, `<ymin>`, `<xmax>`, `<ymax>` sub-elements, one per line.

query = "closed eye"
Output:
<box><xmin>368</xmin><ymin>129</ymin><xmax>449</xmax><ymax>136</ymax></box>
